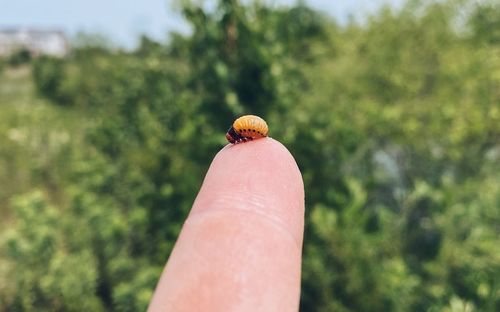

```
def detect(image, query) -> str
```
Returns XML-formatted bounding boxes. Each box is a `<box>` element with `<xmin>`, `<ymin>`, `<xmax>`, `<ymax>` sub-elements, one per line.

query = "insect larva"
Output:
<box><xmin>226</xmin><ymin>115</ymin><xmax>268</xmax><ymax>144</ymax></box>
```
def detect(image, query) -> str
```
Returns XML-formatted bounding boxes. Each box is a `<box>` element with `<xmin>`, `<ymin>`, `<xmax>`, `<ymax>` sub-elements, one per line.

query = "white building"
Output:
<box><xmin>0</xmin><ymin>29</ymin><xmax>69</xmax><ymax>57</ymax></box>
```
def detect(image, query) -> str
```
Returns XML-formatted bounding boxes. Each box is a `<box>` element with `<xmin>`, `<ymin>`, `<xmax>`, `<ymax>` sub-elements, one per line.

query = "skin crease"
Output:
<box><xmin>148</xmin><ymin>138</ymin><xmax>305</xmax><ymax>312</ymax></box>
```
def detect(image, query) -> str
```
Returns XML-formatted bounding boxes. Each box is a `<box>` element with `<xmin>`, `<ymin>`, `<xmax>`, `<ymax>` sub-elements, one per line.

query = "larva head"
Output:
<box><xmin>225</xmin><ymin>126</ymin><xmax>241</xmax><ymax>144</ymax></box>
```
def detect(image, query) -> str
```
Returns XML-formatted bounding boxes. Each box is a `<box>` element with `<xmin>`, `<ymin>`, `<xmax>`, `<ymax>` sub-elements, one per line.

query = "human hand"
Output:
<box><xmin>148</xmin><ymin>138</ymin><xmax>304</xmax><ymax>311</ymax></box>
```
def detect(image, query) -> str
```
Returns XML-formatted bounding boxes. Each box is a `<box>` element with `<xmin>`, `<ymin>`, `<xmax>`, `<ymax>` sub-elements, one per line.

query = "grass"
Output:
<box><xmin>0</xmin><ymin>64</ymin><xmax>88</xmax><ymax>223</ymax></box>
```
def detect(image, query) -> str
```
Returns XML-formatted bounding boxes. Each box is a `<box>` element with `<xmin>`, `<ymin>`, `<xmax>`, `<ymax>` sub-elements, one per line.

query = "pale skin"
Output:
<box><xmin>148</xmin><ymin>138</ymin><xmax>305</xmax><ymax>312</ymax></box>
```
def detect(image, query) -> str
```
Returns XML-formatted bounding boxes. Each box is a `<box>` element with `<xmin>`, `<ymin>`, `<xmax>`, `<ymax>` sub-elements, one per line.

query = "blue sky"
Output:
<box><xmin>0</xmin><ymin>0</ymin><xmax>404</xmax><ymax>48</ymax></box>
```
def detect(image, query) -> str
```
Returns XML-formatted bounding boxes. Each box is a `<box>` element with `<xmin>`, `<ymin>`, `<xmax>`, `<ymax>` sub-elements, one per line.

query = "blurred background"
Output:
<box><xmin>0</xmin><ymin>0</ymin><xmax>499</xmax><ymax>311</ymax></box>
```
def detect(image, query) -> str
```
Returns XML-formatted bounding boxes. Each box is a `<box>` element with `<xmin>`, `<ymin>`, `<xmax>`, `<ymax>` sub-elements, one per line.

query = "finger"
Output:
<box><xmin>148</xmin><ymin>138</ymin><xmax>304</xmax><ymax>312</ymax></box>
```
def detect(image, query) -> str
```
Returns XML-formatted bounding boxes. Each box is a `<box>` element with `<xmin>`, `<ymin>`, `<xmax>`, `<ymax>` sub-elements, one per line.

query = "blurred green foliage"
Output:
<box><xmin>1</xmin><ymin>0</ymin><xmax>499</xmax><ymax>311</ymax></box>
<box><xmin>7</xmin><ymin>49</ymin><xmax>32</xmax><ymax>67</ymax></box>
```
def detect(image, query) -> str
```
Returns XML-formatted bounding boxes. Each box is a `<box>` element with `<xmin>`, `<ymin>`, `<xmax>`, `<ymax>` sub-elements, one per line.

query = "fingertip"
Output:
<box><xmin>192</xmin><ymin>138</ymin><xmax>305</xmax><ymax>245</ymax></box>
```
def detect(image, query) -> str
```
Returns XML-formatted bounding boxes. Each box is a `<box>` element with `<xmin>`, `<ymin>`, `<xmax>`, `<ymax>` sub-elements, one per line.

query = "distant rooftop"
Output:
<box><xmin>0</xmin><ymin>28</ymin><xmax>69</xmax><ymax>57</ymax></box>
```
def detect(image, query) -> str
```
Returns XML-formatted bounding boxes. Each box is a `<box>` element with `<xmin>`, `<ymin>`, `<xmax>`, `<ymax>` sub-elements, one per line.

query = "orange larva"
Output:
<box><xmin>226</xmin><ymin>115</ymin><xmax>268</xmax><ymax>144</ymax></box>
